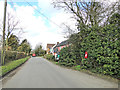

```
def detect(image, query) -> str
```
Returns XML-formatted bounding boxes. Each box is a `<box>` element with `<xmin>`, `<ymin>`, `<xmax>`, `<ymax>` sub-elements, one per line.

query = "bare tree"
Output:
<box><xmin>5</xmin><ymin>12</ymin><xmax>23</xmax><ymax>51</ymax></box>
<box><xmin>61</xmin><ymin>23</ymin><xmax>77</xmax><ymax>38</ymax></box>
<box><xmin>52</xmin><ymin>0</ymin><xmax>118</xmax><ymax>30</ymax></box>
<box><xmin>0</xmin><ymin>12</ymin><xmax>23</xmax><ymax>65</ymax></box>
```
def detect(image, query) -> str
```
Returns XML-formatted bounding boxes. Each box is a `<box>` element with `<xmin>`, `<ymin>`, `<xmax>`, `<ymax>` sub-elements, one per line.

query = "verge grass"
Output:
<box><xmin>0</xmin><ymin>56</ymin><xmax>30</xmax><ymax>76</ymax></box>
<box><xmin>45</xmin><ymin>58</ymin><xmax>119</xmax><ymax>83</ymax></box>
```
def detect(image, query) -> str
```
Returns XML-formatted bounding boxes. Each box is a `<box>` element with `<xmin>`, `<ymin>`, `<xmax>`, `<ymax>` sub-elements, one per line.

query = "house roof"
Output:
<box><xmin>53</xmin><ymin>40</ymin><xmax>69</xmax><ymax>49</ymax></box>
<box><xmin>47</xmin><ymin>44</ymin><xmax>55</xmax><ymax>48</ymax></box>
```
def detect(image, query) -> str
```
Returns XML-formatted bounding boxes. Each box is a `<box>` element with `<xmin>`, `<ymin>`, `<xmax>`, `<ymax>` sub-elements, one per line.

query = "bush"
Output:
<box><xmin>5</xmin><ymin>51</ymin><xmax>17</xmax><ymax>63</ymax></box>
<box><xmin>44</xmin><ymin>54</ymin><xmax>55</xmax><ymax>61</ymax></box>
<box><xmin>59</xmin><ymin>47</ymin><xmax>76</xmax><ymax>67</ymax></box>
<box><xmin>16</xmin><ymin>52</ymin><xmax>26</xmax><ymax>59</ymax></box>
<box><xmin>58</xmin><ymin>24</ymin><xmax>120</xmax><ymax>79</ymax></box>
<box><xmin>5</xmin><ymin>51</ymin><xmax>26</xmax><ymax>64</ymax></box>
<box><xmin>79</xmin><ymin>25</ymin><xmax>120</xmax><ymax>79</ymax></box>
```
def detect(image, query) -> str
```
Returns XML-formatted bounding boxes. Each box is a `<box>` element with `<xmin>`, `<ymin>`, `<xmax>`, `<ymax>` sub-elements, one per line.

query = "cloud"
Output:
<box><xmin>0</xmin><ymin>1</ymin><xmax>77</xmax><ymax>50</ymax></box>
<box><xmin>50</xmin><ymin>12</ymin><xmax>77</xmax><ymax>35</ymax></box>
<box><xmin>37</xmin><ymin>0</ymin><xmax>61</xmax><ymax>17</ymax></box>
<box><xmin>14</xmin><ymin>3</ymin><xmax>68</xmax><ymax>50</ymax></box>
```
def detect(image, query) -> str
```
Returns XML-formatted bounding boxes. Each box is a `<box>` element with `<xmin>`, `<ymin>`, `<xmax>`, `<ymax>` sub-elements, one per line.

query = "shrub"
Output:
<box><xmin>79</xmin><ymin>25</ymin><xmax>120</xmax><ymax>78</ymax></box>
<box><xmin>44</xmin><ymin>54</ymin><xmax>55</xmax><ymax>61</ymax></box>
<box><xmin>58</xmin><ymin>24</ymin><xmax>120</xmax><ymax>79</ymax></box>
<box><xmin>16</xmin><ymin>52</ymin><xmax>26</xmax><ymax>59</ymax></box>
<box><xmin>4</xmin><ymin>51</ymin><xmax>26</xmax><ymax>64</ymax></box>
<box><xmin>59</xmin><ymin>47</ymin><xmax>76</xmax><ymax>67</ymax></box>
<box><xmin>5</xmin><ymin>51</ymin><xmax>17</xmax><ymax>63</ymax></box>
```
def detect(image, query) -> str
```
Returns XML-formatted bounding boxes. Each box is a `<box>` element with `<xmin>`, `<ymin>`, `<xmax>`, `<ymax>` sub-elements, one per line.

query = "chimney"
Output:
<box><xmin>57</xmin><ymin>42</ymin><xmax>59</xmax><ymax>45</ymax></box>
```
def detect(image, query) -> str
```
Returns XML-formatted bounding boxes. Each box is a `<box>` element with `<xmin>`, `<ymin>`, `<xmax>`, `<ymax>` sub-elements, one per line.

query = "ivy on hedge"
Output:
<box><xmin>58</xmin><ymin>13</ymin><xmax>120</xmax><ymax>79</ymax></box>
<box><xmin>59</xmin><ymin>46</ymin><xmax>76</xmax><ymax>67</ymax></box>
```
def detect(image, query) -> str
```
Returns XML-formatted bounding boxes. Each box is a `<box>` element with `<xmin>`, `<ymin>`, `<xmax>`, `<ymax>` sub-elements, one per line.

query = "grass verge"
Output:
<box><xmin>45</xmin><ymin>58</ymin><xmax>119</xmax><ymax>83</ymax></box>
<box><xmin>0</xmin><ymin>56</ymin><xmax>30</xmax><ymax>77</ymax></box>
<box><xmin>72</xmin><ymin>65</ymin><xmax>119</xmax><ymax>83</ymax></box>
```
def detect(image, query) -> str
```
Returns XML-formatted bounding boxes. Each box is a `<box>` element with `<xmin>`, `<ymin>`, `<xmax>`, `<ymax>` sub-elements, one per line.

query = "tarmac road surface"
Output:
<box><xmin>2</xmin><ymin>57</ymin><xmax>118</xmax><ymax>88</ymax></box>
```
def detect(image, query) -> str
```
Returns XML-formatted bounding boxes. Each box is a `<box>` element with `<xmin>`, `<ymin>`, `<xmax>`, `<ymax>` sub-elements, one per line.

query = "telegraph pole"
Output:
<box><xmin>1</xmin><ymin>0</ymin><xmax>7</xmax><ymax>65</ymax></box>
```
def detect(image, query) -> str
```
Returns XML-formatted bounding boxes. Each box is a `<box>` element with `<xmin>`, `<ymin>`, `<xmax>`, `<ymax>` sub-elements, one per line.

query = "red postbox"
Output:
<box><xmin>85</xmin><ymin>51</ymin><xmax>88</xmax><ymax>58</ymax></box>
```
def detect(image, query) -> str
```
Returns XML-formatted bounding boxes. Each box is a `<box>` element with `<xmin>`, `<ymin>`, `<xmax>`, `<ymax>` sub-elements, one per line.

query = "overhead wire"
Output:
<box><xmin>24</xmin><ymin>0</ymin><xmax>75</xmax><ymax>32</ymax></box>
<box><xmin>24</xmin><ymin>0</ymin><xmax>64</xmax><ymax>30</ymax></box>
<box><xmin>8</xmin><ymin>0</ymin><xmax>74</xmax><ymax>33</ymax></box>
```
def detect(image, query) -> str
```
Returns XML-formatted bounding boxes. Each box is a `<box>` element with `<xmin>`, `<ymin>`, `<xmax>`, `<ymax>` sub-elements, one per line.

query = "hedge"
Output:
<box><xmin>4</xmin><ymin>51</ymin><xmax>26</xmax><ymax>64</ymax></box>
<box><xmin>44</xmin><ymin>54</ymin><xmax>55</xmax><ymax>61</ymax></box>
<box><xmin>59</xmin><ymin>47</ymin><xmax>76</xmax><ymax>67</ymax></box>
<box><xmin>58</xmin><ymin>24</ymin><xmax>120</xmax><ymax>79</ymax></box>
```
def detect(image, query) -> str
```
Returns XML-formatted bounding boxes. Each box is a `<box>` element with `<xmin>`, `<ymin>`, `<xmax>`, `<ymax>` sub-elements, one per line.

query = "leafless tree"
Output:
<box><xmin>5</xmin><ymin>12</ymin><xmax>23</xmax><ymax>51</ymax></box>
<box><xmin>52</xmin><ymin>0</ymin><xmax>118</xmax><ymax>30</ymax></box>
<box><xmin>61</xmin><ymin>23</ymin><xmax>77</xmax><ymax>38</ymax></box>
<box><xmin>0</xmin><ymin>12</ymin><xmax>24</xmax><ymax>52</ymax></box>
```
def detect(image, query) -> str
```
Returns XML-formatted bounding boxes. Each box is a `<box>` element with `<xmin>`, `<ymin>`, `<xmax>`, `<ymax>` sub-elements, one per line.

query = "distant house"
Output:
<box><xmin>53</xmin><ymin>40</ymin><xmax>69</xmax><ymax>56</ymax></box>
<box><xmin>46</xmin><ymin>44</ymin><xmax>55</xmax><ymax>54</ymax></box>
<box><xmin>50</xmin><ymin>42</ymin><xmax>59</xmax><ymax>54</ymax></box>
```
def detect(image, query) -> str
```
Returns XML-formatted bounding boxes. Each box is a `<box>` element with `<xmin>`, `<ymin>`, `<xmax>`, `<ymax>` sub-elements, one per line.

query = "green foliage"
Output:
<box><xmin>8</xmin><ymin>34</ymin><xmax>19</xmax><ymax>51</ymax></box>
<box><xmin>17</xmin><ymin>39</ymin><xmax>32</xmax><ymax>55</ymax></box>
<box><xmin>55</xmin><ymin>62</ymin><xmax>59</xmax><ymax>65</ymax></box>
<box><xmin>58</xmin><ymin>13</ymin><xmax>120</xmax><ymax>79</ymax></box>
<box><xmin>34</xmin><ymin>45</ymin><xmax>46</xmax><ymax>56</ymax></box>
<box><xmin>79</xmin><ymin>24</ymin><xmax>119</xmax><ymax>78</ymax></box>
<box><xmin>0</xmin><ymin>56</ymin><xmax>30</xmax><ymax>76</ymax></box>
<box><xmin>59</xmin><ymin>47</ymin><xmax>76</xmax><ymax>67</ymax></box>
<box><xmin>44</xmin><ymin>54</ymin><xmax>55</xmax><ymax>61</ymax></box>
<box><xmin>109</xmin><ymin>13</ymin><xmax>120</xmax><ymax>26</ymax></box>
<box><xmin>5</xmin><ymin>51</ymin><xmax>26</xmax><ymax>64</ymax></box>
<box><xmin>16</xmin><ymin>52</ymin><xmax>26</xmax><ymax>59</ymax></box>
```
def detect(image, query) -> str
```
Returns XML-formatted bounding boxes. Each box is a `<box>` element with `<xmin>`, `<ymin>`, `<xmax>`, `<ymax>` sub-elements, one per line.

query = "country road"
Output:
<box><xmin>2</xmin><ymin>57</ymin><xmax>118</xmax><ymax>88</ymax></box>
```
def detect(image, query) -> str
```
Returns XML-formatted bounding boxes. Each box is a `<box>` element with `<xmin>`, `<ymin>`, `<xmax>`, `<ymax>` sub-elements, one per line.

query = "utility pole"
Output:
<box><xmin>1</xmin><ymin>0</ymin><xmax>7</xmax><ymax>65</ymax></box>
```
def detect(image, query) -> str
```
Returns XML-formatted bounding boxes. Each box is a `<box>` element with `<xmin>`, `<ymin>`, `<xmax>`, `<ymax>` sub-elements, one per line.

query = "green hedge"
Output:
<box><xmin>59</xmin><ymin>47</ymin><xmax>76</xmax><ymax>67</ymax></box>
<box><xmin>0</xmin><ymin>56</ymin><xmax>30</xmax><ymax>76</ymax></box>
<box><xmin>16</xmin><ymin>52</ymin><xmax>26</xmax><ymax>59</ymax></box>
<box><xmin>79</xmin><ymin>25</ymin><xmax>120</xmax><ymax>79</ymax></box>
<box><xmin>5</xmin><ymin>51</ymin><xmax>26</xmax><ymax>64</ymax></box>
<box><xmin>44</xmin><ymin>54</ymin><xmax>55</xmax><ymax>61</ymax></box>
<box><xmin>59</xmin><ymin>24</ymin><xmax>120</xmax><ymax>79</ymax></box>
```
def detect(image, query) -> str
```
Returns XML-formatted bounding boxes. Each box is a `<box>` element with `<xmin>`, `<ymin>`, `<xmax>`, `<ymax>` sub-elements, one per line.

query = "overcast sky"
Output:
<box><xmin>0</xmin><ymin>0</ymin><xmax>118</xmax><ymax>50</ymax></box>
<box><xmin>0</xmin><ymin>0</ymin><xmax>76</xmax><ymax>50</ymax></box>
